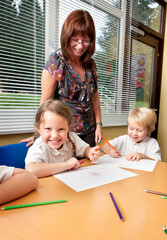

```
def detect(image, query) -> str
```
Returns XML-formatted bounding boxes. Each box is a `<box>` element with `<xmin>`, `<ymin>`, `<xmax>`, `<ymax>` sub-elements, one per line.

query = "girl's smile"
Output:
<box><xmin>37</xmin><ymin>111</ymin><xmax>70</xmax><ymax>150</ymax></box>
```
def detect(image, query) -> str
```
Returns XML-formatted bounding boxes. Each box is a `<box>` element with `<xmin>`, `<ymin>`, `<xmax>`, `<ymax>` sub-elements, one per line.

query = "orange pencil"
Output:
<box><xmin>92</xmin><ymin>138</ymin><xmax>110</xmax><ymax>156</ymax></box>
<box><xmin>101</xmin><ymin>135</ymin><xmax>121</xmax><ymax>156</ymax></box>
<box><xmin>95</xmin><ymin>138</ymin><xmax>110</xmax><ymax>151</ymax></box>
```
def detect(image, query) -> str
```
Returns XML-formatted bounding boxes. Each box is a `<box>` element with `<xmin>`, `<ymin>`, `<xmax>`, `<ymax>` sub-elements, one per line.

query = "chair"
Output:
<box><xmin>0</xmin><ymin>142</ymin><xmax>29</xmax><ymax>169</ymax></box>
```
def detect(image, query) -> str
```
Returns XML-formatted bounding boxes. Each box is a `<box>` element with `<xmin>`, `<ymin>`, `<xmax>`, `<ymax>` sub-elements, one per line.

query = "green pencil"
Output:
<box><xmin>0</xmin><ymin>199</ymin><xmax>67</xmax><ymax>210</ymax></box>
<box><xmin>163</xmin><ymin>227</ymin><xmax>167</xmax><ymax>234</ymax></box>
<box><xmin>161</xmin><ymin>196</ymin><xmax>167</xmax><ymax>199</ymax></box>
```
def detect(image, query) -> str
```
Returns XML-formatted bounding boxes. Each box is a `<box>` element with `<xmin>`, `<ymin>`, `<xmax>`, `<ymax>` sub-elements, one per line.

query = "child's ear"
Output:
<box><xmin>148</xmin><ymin>129</ymin><xmax>152</xmax><ymax>136</ymax></box>
<box><xmin>36</xmin><ymin>127</ymin><xmax>40</xmax><ymax>134</ymax></box>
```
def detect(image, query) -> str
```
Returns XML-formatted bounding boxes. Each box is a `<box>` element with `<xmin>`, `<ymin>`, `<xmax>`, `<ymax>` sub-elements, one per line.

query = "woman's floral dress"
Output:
<box><xmin>44</xmin><ymin>49</ymin><xmax>98</xmax><ymax>136</ymax></box>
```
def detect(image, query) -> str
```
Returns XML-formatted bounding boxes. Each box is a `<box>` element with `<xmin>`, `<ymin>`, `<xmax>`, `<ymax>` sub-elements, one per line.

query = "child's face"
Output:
<box><xmin>37</xmin><ymin>111</ymin><xmax>70</xmax><ymax>150</ymax></box>
<box><xmin>128</xmin><ymin>122</ymin><xmax>150</xmax><ymax>143</ymax></box>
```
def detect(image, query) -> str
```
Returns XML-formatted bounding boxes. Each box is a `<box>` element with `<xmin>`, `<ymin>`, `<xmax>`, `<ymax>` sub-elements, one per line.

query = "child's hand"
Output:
<box><xmin>89</xmin><ymin>146</ymin><xmax>101</xmax><ymax>161</ymax></box>
<box><xmin>66</xmin><ymin>157</ymin><xmax>80</xmax><ymax>170</ymax></box>
<box><xmin>109</xmin><ymin>148</ymin><xmax>120</xmax><ymax>158</ymax></box>
<box><xmin>126</xmin><ymin>152</ymin><xmax>144</xmax><ymax>161</ymax></box>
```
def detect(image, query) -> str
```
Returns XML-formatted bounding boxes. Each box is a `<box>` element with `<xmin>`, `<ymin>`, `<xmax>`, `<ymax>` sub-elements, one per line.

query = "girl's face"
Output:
<box><xmin>37</xmin><ymin>111</ymin><xmax>70</xmax><ymax>150</ymax></box>
<box><xmin>69</xmin><ymin>33</ymin><xmax>90</xmax><ymax>59</ymax></box>
<box><xmin>128</xmin><ymin>122</ymin><xmax>150</xmax><ymax>143</ymax></box>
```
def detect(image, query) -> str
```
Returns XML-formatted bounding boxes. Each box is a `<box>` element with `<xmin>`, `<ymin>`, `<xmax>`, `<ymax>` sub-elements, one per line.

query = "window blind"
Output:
<box><xmin>1</xmin><ymin>0</ymin><xmax>160</xmax><ymax>134</ymax></box>
<box><xmin>45</xmin><ymin>0</ymin><xmax>134</xmax><ymax>127</ymax></box>
<box><xmin>0</xmin><ymin>0</ymin><xmax>44</xmax><ymax>134</ymax></box>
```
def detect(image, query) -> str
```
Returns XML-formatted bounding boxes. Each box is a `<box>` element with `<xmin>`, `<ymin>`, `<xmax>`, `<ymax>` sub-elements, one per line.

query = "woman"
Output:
<box><xmin>22</xmin><ymin>9</ymin><xmax>102</xmax><ymax>147</ymax></box>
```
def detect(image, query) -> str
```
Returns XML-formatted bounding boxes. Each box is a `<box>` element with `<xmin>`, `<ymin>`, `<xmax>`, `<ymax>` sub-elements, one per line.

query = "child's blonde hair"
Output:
<box><xmin>34</xmin><ymin>99</ymin><xmax>76</xmax><ymax>156</ymax></box>
<box><xmin>127</xmin><ymin>107</ymin><xmax>157</xmax><ymax>133</ymax></box>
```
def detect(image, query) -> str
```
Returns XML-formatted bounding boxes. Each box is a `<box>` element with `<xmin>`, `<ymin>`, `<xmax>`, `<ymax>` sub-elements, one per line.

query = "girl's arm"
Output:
<box><xmin>26</xmin><ymin>158</ymin><xmax>80</xmax><ymax>178</ymax></box>
<box><xmin>0</xmin><ymin>169</ymin><xmax>39</xmax><ymax>205</ymax></box>
<box><xmin>91</xmin><ymin>91</ymin><xmax>102</xmax><ymax>143</ymax></box>
<box><xmin>84</xmin><ymin>146</ymin><xmax>101</xmax><ymax>161</ymax></box>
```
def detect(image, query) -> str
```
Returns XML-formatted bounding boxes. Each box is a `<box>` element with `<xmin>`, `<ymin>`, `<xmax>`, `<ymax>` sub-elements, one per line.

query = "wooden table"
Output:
<box><xmin>1</xmin><ymin>160</ymin><xmax>167</xmax><ymax>240</ymax></box>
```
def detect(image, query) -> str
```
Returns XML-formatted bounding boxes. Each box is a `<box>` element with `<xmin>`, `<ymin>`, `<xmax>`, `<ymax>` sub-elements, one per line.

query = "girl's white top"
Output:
<box><xmin>0</xmin><ymin>166</ymin><xmax>15</xmax><ymax>183</ymax></box>
<box><xmin>25</xmin><ymin>132</ymin><xmax>89</xmax><ymax>164</ymax></box>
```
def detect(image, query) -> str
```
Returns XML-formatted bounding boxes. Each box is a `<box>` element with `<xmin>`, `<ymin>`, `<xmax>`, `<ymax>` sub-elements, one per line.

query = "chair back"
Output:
<box><xmin>0</xmin><ymin>142</ymin><xmax>29</xmax><ymax>169</ymax></box>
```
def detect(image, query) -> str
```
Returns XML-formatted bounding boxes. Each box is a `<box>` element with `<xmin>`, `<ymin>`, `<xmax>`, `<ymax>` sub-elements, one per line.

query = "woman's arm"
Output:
<box><xmin>91</xmin><ymin>90</ymin><xmax>102</xmax><ymax>143</ymax></box>
<box><xmin>0</xmin><ymin>169</ymin><xmax>38</xmax><ymax>205</ymax></box>
<box><xmin>40</xmin><ymin>69</ymin><xmax>57</xmax><ymax>105</ymax></box>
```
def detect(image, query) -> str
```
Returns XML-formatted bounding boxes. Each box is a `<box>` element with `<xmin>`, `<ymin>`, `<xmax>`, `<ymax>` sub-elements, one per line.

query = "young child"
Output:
<box><xmin>102</xmin><ymin>107</ymin><xmax>161</xmax><ymax>161</ymax></box>
<box><xmin>0</xmin><ymin>166</ymin><xmax>38</xmax><ymax>205</ymax></box>
<box><xmin>25</xmin><ymin>100</ymin><xmax>101</xmax><ymax>178</ymax></box>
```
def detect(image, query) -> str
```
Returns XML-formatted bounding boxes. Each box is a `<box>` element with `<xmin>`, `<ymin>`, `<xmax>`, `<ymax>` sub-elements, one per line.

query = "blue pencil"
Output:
<box><xmin>109</xmin><ymin>192</ymin><xmax>124</xmax><ymax>222</ymax></box>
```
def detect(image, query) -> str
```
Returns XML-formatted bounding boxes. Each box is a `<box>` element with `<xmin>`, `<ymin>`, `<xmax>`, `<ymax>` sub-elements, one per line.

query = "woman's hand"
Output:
<box><xmin>20</xmin><ymin>136</ymin><xmax>35</xmax><ymax>147</ymax></box>
<box><xmin>95</xmin><ymin>125</ymin><xmax>102</xmax><ymax>143</ymax></box>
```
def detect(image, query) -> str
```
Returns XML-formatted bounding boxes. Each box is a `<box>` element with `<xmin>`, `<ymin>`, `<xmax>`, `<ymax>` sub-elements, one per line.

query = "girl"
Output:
<box><xmin>25</xmin><ymin>100</ymin><xmax>101</xmax><ymax>178</ymax></box>
<box><xmin>101</xmin><ymin>107</ymin><xmax>161</xmax><ymax>161</ymax></box>
<box><xmin>0</xmin><ymin>166</ymin><xmax>38</xmax><ymax>205</ymax></box>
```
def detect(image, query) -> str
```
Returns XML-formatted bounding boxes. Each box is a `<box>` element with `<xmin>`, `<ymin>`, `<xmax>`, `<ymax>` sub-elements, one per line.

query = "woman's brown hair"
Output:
<box><xmin>61</xmin><ymin>9</ymin><xmax>96</xmax><ymax>68</ymax></box>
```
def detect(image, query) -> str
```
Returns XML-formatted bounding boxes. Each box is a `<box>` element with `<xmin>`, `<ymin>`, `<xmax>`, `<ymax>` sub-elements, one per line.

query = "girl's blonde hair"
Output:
<box><xmin>127</xmin><ymin>107</ymin><xmax>157</xmax><ymax>133</ymax></box>
<box><xmin>34</xmin><ymin>99</ymin><xmax>76</xmax><ymax>156</ymax></box>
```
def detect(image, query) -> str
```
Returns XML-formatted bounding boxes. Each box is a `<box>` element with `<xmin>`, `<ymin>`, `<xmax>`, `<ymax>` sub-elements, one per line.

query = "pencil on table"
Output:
<box><xmin>109</xmin><ymin>192</ymin><xmax>124</xmax><ymax>222</ymax></box>
<box><xmin>144</xmin><ymin>189</ymin><xmax>167</xmax><ymax>197</ymax></box>
<box><xmin>0</xmin><ymin>199</ymin><xmax>67</xmax><ymax>210</ymax></box>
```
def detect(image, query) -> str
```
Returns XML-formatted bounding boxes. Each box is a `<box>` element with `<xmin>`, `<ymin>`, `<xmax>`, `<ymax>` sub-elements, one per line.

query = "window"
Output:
<box><xmin>46</xmin><ymin>0</ymin><xmax>133</xmax><ymax>126</ymax></box>
<box><xmin>0</xmin><ymin>0</ymin><xmax>44</xmax><ymax>134</ymax></box>
<box><xmin>132</xmin><ymin>0</ymin><xmax>162</xmax><ymax>33</ymax></box>
<box><xmin>0</xmin><ymin>0</ymin><xmax>165</xmax><ymax>134</ymax></box>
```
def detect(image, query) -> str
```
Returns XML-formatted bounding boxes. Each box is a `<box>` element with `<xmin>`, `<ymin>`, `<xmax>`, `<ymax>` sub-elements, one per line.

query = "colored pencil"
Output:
<box><xmin>163</xmin><ymin>227</ymin><xmax>167</xmax><ymax>234</ymax></box>
<box><xmin>95</xmin><ymin>138</ymin><xmax>110</xmax><ymax>151</ymax></box>
<box><xmin>79</xmin><ymin>160</ymin><xmax>85</xmax><ymax>164</ymax></box>
<box><xmin>0</xmin><ymin>199</ymin><xmax>67</xmax><ymax>210</ymax></box>
<box><xmin>144</xmin><ymin>189</ymin><xmax>167</xmax><ymax>197</ymax></box>
<box><xmin>92</xmin><ymin>138</ymin><xmax>110</xmax><ymax>156</ymax></box>
<box><xmin>101</xmin><ymin>135</ymin><xmax>121</xmax><ymax>156</ymax></box>
<box><xmin>68</xmin><ymin>160</ymin><xmax>84</xmax><ymax>171</ymax></box>
<box><xmin>109</xmin><ymin>192</ymin><xmax>124</xmax><ymax>222</ymax></box>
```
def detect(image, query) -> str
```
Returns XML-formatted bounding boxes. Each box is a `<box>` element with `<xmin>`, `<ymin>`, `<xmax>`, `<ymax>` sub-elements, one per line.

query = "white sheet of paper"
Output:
<box><xmin>54</xmin><ymin>164</ymin><xmax>137</xmax><ymax>192</ymax></box>
<box><xmin>93</xmin><ymin>154</ymin><xmax>157</xmax><ymax>172</ymax></box>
